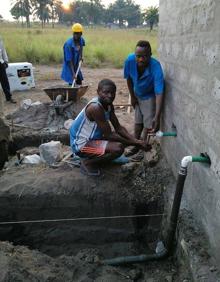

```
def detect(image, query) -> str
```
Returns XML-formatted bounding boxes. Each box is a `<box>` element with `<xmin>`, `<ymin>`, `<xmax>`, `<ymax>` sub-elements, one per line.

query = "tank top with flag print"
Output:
<box><xmin>70</xmin><ymin>97</ymin><xmax>111</xmax><ymax>153</ymax></box>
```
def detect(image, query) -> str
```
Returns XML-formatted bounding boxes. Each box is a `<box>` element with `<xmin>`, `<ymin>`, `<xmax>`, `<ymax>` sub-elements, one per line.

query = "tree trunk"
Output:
<box><xmin>26</xmin><ymin>15</ymin><xmax>30</xmax><ymax>28</ymax></box>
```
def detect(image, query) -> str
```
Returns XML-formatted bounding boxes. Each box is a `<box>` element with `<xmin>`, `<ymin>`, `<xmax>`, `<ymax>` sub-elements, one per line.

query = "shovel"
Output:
<box><xmin>66</xmin><ymin>60</ymin><xmax>82</xmax><ymax>102</ymax></box>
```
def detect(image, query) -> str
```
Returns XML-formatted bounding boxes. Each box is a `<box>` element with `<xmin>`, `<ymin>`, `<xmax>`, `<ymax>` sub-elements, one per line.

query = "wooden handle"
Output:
<box><xmin>127</xmin><ymin>96</ymin><xmax>132</xmax><ymax>113</ymax></box>
<box><xmin>114</xmin><ymin>104</ymin><xmax>132</xmax><ymax>107</ymax></box>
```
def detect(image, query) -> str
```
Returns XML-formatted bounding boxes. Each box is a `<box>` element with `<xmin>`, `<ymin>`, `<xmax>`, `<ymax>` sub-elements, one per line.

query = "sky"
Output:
<box><xmin>0</xmin><ymin>0</ymin><xmax>159</xmax><ymax>21</ymax></box>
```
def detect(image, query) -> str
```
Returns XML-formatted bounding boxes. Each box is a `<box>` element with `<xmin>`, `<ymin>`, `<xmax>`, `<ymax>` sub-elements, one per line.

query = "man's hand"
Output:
<box><xmin>4</xmin><ymin>62</ymin><xmax>8</xmax><ymax>69</ymax></box>
<box><xmin>131</xmin><ymin>96</ymin><xmax>138</xmax><ymax>108</ymax></box>
<box><xmin>152</xmin><ymin>116</ymin><xmax>160</xmax><ymax>133</ymax></box>
<box><xmin>136</xmin><ymin>140</ymin><xmax>152</xmax><ymax>152</ymax></box>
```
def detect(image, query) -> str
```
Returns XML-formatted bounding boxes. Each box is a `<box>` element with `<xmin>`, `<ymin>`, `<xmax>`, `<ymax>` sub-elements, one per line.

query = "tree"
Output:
<box><xmin>88</xmin><ymin>0</ymin><xmax>104</xmax><ymax>25</ymax></box>
<box><xmin>123</xmin><ymin>0</ymin><xmax>142</xmax><ymax>27</ymax></box>
<box><xmin>103</xmin><ymin>5</ymin><xmax>114</xmax><ymax>25</ymax></box>
<box><xmin>32</xmin><ymin>0</ymin><xmax>55</xmax><ymax>27</ymax></box>
<box><xmin>59</xmin><ymin>2</ymin><xmax>74</xmax><ymax>24</ymax></box>
<box><xmin>48</xmin><ymin>0</ymin><xmax>63</xmax><ymax>27</ymax></box>
<box><xmin>52</xmin><ymin>0</ymin><xmax>64</xmax><ymax>23</ymax></box>
<box><xmin>105</xmin><ymin>0</ymin><xmax>141</xmax><ymax>27</ymax></box>
<box><xmin>110</xmin><ymin>0</ymin><xmax>127</xmax><ymax>27</ymax></box>
<box><xmin>143</xmin><ymin>6</ymin><xmax>159</xmax><ymax>31</ymax></box>
<box><xmin>71</xmin><ymin>1</ymin><xmax>91</xmax><ymax>25</ymax></box>
<box><xmin>10</xmin><ymin>0</ymin><xmax>32</xmax><ymax>27</ymax></box>
<box><xmin>70</xmin><ymin>0</ymin><xmax>104</xmax><ymax>26</ymax></box>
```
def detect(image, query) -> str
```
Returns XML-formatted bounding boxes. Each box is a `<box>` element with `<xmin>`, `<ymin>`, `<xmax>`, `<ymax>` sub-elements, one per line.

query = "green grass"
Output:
<box><xmin>0</xmin><ymin>23</ymin><xmax>158</xmax><ymax>68</ymax></box>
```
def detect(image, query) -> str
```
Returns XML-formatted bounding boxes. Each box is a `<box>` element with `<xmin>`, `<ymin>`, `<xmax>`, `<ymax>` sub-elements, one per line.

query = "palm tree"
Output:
<box><xmin>10</xmin><ymin>0</ymin><xmax>32</xmax><ymax>27</ymax></box>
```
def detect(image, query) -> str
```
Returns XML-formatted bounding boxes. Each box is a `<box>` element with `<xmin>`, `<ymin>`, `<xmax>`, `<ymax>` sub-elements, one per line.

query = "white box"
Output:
<box><xmin>6</xmin><ymin>62</ymin><xmax>35</xmax><ymax>92</ymax></box>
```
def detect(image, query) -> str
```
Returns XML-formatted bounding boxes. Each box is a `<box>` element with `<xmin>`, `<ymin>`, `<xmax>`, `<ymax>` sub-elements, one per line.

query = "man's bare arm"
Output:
<box><xmin>86</xmin><ymin>104</ymin><xmax>146</xmax><ymax>148</ymax></box>
<box><xmin>110</xmin><ymin>111</ymin><xmax>138</xmax><ymax>140</ymax></box>
<box><xmin>152</xmin><ymin>94</ymin><xmax>163</xmax><ymax>132</ymax></box>
<box><xmin>109</xmin><ymin>110</ymin><xmax>149</xmax><ymax>150</ymax></box>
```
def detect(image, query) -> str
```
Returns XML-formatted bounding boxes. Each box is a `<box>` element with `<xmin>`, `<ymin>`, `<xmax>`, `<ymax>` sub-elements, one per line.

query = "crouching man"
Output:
<box><xmin>70</xmin><ymin>79</ymin><xmax>151</xmax><ymax>176</ymax></box>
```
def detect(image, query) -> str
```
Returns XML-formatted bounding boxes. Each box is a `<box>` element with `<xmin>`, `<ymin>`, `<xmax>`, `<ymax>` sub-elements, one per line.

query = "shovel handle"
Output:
<box><xmin>72</xmin><ymin>60</ymin><xmax>82</xmax><ymax>88</ymax></box>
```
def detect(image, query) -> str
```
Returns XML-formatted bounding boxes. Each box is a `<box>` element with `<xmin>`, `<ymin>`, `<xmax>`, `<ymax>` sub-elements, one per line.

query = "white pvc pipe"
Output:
<box><xmin>181</xmin><ymin>156</ymin><xmax>193</xmax><ymax>168</ymax></box>
<box><xmin>155</xmin><ymin>131</ymin><xmax>163</xmax><ymax>137</ymax></box>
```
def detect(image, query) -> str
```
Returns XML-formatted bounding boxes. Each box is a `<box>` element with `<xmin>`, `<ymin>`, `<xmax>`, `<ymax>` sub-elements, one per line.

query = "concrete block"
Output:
<box><xmin>211</xmin><ymin>77</ymin><xmax>220</xmax><ymax>100</ymax></box>
<box><xmin>202</xmin><ymin>43</ymin><xmax>219</xmax><ymax>65</ymax></box>
<box><xmin>160</xmin><ymin>0</ymin><xmax>220</xmax><ymax>266</ymax></box>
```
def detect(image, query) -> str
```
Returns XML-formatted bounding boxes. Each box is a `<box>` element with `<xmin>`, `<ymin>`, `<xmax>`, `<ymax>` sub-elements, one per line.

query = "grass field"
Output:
<box><xmin>0</xmin><ymin>23</ymin><xmax>158</xmax><ymax>68</ymax></box>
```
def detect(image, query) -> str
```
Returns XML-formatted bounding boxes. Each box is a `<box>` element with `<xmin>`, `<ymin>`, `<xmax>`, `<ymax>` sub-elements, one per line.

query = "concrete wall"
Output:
<box><xmin>159</xmin><ymin>0</ymin><xmax>220</xmax><ymax>263</ymax></box>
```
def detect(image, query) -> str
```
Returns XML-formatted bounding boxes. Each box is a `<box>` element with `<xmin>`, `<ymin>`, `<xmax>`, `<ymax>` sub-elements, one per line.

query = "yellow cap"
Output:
<box><xmin>72</xmin><ymin>23</ymin><xmax>83</xmax><ymax>33</ymax></box>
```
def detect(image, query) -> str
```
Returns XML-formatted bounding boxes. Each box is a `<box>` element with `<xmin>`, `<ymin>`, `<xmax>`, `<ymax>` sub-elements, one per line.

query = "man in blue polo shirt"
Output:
<box><xmin>124</xmin><ymin>40</ymin><xmax>164</xmax><ymax>157</ymax></box>
<box><xmin>61</xmin><ymin>23</ymin><xmax>85</xmax><ymax>85</ymax></box>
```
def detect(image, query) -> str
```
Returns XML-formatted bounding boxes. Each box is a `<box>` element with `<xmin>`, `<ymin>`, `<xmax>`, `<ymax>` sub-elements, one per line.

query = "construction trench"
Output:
<box><xmin>1</xmin><ymin>94</ymin><xmax>219</xmax><ymax>282</ymax></box>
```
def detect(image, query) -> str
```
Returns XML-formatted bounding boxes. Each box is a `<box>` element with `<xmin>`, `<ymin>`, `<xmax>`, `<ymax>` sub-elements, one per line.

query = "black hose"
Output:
<box><xmin>103</xmin><ymin>249</ymin><xmax>168</xmax><ymax>266</ymax></box>
<box><xmin>103</xmin><ymin>166</ymin><xmax>187</xmax><ymax>266</ymax></box>
<box><xmin>165</xmin><ymin>166</ymin><xmax>187</xmax><ymax>252</ymax></box>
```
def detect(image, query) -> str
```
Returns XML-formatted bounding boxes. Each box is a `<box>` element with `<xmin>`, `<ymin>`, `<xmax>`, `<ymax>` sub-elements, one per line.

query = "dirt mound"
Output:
<box><xmin>6</xmin><ymin>100</ymin><xmax>86</xmax><ymax>131</ymax></box>
<box><xmin>5</xmin><ymin>100</ymin><xmax>87</xmax><ymax>152</ymax></box>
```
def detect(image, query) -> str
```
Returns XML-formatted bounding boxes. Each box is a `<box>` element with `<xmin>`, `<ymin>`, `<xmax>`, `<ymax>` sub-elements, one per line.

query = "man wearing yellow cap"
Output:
<box><xmin>61</xmin><ymin>23</ymin><xmax>85</xmax><ymax>85</ymax></box>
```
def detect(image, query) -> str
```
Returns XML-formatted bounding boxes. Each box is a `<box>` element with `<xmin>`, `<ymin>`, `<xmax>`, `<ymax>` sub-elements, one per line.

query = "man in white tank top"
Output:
<box><xmin>70</xmin><ymin>79</ymin><xmax>151</xmax><ymax>176</ymax></box>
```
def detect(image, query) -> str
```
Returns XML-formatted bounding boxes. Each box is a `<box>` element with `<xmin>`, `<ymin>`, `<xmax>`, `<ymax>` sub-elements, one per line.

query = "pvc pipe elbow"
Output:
<box><xmin>181</xmin><ymin>155</ymin><xmax>210</xmax><ymax>168</ymax></box>
<box><xmin>181</xmin><ymin>156</ymin><xmax>193</xmax><ymax>168</ymax></box>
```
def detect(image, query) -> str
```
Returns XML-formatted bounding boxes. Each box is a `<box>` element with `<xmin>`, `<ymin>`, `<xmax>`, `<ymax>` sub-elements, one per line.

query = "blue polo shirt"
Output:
<box><xmin>124</xmin><ymin>54</ymin><xmax>164</xmax><ymax>100</ymax></box>
<box><xmin>61</xmin><ymin>37</ymin><xmax>85</xmax><ymax>84</ymax></box>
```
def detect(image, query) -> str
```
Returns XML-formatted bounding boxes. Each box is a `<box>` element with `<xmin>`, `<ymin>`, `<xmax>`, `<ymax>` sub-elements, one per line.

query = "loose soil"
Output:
<box><xmin>3</xmin><ymin>65</ymin><xmax>132</xmax><ymax>130</ymax></box>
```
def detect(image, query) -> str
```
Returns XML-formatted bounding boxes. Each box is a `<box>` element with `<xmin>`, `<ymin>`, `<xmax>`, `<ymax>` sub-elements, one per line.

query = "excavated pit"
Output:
<box><xmin>1</xmin><ymin>151</ymin><xmax>187</xmax><ymax>282</ymax></box>
<box><xmin>1</xmin><ymin>101</ymin><xmax>169</xmax><ymax>259</ymax></box>
<box><xmin>0</xmin><ymin>103</ymin><xmax>196</xmax><ymax>281</ymax></box>
<box><xmin>0</xmin><ymin>156</ymin><xmax>169</xmax><ymax>259</ymax></box>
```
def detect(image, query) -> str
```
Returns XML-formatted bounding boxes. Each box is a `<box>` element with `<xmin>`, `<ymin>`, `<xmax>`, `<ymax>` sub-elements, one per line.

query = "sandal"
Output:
<box><xmin>112</xmin><ymin>154</ymin><xmax>129</xmax><ymax>164</ymax></box>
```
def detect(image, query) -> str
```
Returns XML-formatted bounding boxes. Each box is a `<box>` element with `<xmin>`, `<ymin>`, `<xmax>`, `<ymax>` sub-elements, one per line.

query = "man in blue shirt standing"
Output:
<box><xmin>61</xmin><ymin>23</ymin><xmax>85</xmax><ymax>85</ymax></box>
<box><xmin>124</xmin><ymin>40</ymin><xmax>164</xmax><ymax>157</ymax></box>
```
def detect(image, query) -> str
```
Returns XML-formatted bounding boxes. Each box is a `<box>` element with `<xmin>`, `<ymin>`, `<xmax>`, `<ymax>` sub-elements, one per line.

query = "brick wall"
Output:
<box><xmin>159</xmin><ymin>0</ymin><xmax>220</xmax><ymax>262</ymax></box>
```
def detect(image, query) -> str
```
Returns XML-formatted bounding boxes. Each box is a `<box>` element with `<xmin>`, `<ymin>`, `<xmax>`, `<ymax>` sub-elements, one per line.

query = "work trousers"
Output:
<box><xmin>0</xmin><ymin>88</ymin><xmax>4</xmax><ymax>118</ymax></box>
<box><xmin>0</xmin><ymin>63</ymin><xmax>11</xmax><ymax>101</ymax></box>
